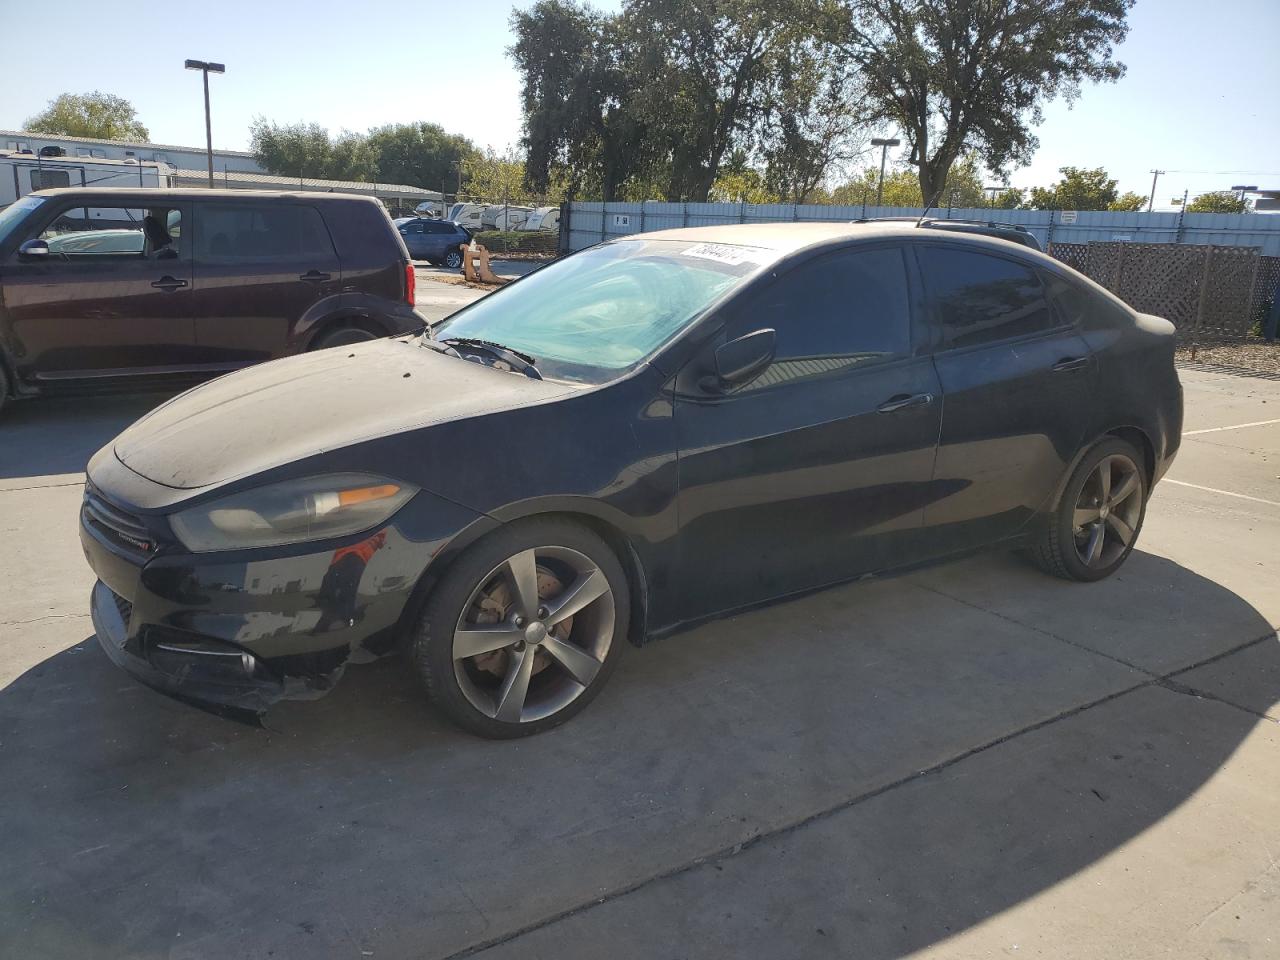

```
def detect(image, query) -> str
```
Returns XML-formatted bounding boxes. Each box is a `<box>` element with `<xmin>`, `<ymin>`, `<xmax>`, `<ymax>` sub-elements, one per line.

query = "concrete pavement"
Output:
<box><xmin>0</xmin><ymin>364</ymin><xmax>1276</xmax><ymax>959</ymax></box>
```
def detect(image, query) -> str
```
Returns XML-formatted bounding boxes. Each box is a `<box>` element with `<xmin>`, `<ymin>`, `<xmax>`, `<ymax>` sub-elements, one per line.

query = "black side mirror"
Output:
<box><xmin>709</xmin><ymin>328</ymin><xmax>776</xmax><ymax>391</ymax></box>
<box><xmin>18</xmin><ymin>239</ymin><xmax>50</xmax><ymax>260</ymax></box>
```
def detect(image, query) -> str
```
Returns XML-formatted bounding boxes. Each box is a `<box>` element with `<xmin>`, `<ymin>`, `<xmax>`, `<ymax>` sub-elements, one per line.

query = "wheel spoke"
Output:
<box><xmin>493</xmin><ymin>645</ymin><xmax>535</xmax><ymax>722</ymax></box>
<box><xmin>454</xmin><ymin>623</ymin><xmax>520</xmax><ymax>660</ymax></box>
<box><xmin>1109</xmin><ymin>471</ymin><xmax>1139</xmax><ymax>507</ymax></box>
<box><xmin>541</xmin><ymin>635</ymin><xmax>602</xmax><ymax>686</ymax></box>
<box><xmin>1096</xmin><ymin>459</ymin><xmax>1112</xmax><ymax>502</ymax></box>
<box><xmin>504</xmin><ymin>549</ymin><xmax>541</xmax><ymax>620</ymax></box>
<box><xmin>1083</xmin><ymin>523</ymin><xmax>1105</xmax><ymax>565</ymax></box>
<box><xmin>1106</xmin><ymin>512</ymin><xmax>1135</xmax><ymax>547</ymax></box>
<box><xmin>544</xmin><ymin>569</ymin><xmax>610</xmax><ymax>627</ymax></box>
<box><xmin>1073</xmin><ymin>505</ymin><xmax>1101</xmax><ymax>528</ymax></box>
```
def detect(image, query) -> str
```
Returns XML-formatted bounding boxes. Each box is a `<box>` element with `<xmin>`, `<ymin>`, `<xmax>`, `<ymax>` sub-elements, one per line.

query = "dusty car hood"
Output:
<box><xmin>113</xmin><ymin>338</ymin><xmax>575</xmax><ymax>489</ymax></box>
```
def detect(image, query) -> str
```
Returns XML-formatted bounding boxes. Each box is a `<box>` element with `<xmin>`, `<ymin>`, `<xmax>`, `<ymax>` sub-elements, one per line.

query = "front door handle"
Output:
<box><xmin>299</xmin><ymin>270</ymin><xmax>332</xmax><ymax>283</ymax></box>
<box><xmin>150</xmin><ymin>276</ymin><xmax>188</xmax><ymax>291</ymax></box>
<box><xmin>1052</xmin><ymin>356</ymin><xmax>1090</xmax><ymax>372</ymax></box>
<box><xmin>877</xmin><ymin>392</ymin><xmax>934</xmax><ymax>414</ymax></box>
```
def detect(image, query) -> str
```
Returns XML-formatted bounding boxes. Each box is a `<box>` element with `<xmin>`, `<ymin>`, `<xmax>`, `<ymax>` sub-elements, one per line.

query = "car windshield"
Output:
<box><xmin>434</xmin><ymin>238</ymin><xmax>773</xmax><ymax>382</ymax></box>
<box><xmin>0</xmin><ymin>196</ymin><xmax>44</xmax><ymax>245</ymax></box>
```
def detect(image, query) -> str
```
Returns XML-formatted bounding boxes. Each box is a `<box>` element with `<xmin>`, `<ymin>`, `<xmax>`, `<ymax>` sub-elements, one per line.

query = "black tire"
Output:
<box><xmin>413</xmin><ymin>517</ymin><xmax>629</xmax><ymax>739</ymax></box>
<box><xmin>312</xmin><ymin>324</ymin><xmax>380</xmax><ymax>350</ymax></box>
<box><xmin>1027</xmin><ymin>437</ymin><xmax>1148</xmax><ymax>582</ymax></box>
<box><xmin>443</xmin><ymin>249</ymin><xmax>463</xmax><ymax>270</ymax></box>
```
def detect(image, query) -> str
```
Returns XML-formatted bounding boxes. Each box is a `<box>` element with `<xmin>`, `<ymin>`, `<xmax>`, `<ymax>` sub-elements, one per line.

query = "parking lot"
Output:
<box><xmin>1</xmin><ymin>359</ymin><xmax>1277</xmax><ymax>959</ymax></box>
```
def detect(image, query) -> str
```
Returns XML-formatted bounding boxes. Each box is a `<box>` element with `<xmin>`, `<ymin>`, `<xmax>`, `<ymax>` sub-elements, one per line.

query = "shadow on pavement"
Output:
<box><xmin>0</xmin><ymin>393</ymin><xmax>175</xmax><ymax>481</ymax></box>
<box><xmin>0</xmin><ymin>552</ymin><xmax>1274</xmax><ymax>959</ymax></box>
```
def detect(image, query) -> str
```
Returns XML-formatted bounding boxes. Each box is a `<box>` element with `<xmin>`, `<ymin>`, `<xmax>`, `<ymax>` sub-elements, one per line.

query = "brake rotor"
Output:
<box><xmin>468</xmin><ymin>565</ymin><xmax>574</xmax><ymax>678</ymax></box>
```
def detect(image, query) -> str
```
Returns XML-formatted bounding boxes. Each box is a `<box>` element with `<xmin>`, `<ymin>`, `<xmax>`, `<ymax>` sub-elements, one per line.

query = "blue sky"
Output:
<box><xmin>2</xmin><ymin>0</ymin><xmax>1277</xmax><ymax>208</ymax></box>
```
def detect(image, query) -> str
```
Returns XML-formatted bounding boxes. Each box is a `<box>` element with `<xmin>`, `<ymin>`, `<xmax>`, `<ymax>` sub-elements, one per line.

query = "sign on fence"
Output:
<box><xmin>1059</xmin><ymin>210</ymin><xmax>1078</xmax><ymax>225</ymax></box>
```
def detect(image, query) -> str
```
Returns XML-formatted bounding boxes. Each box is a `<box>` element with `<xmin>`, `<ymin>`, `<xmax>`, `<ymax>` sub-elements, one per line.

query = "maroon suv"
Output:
<box><xmin>0</xmin><ymin>188</ymin><xmax>424</xmax><ymax>413</ymax></box>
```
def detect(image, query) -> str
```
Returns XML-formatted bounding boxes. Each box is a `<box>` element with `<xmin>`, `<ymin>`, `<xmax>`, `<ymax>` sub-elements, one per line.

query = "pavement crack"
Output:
<box><xmin>914</xmin><ymin>582</ymin><xmax>1155</xmax><ymax>677</ymax></box>
<box><xmin>0</xmin><ymin>612</ymin><xmax>92</xmax><ymax>628</ymax></box>
<box><xmin>435</xmin><ymin>629</ymin><xmax>1280</xmax><ymax>960</ymax></box>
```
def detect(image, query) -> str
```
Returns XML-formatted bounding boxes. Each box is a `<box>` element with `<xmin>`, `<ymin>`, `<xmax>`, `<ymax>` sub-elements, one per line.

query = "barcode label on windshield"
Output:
<box><xmin>682</xmin><ymin>243</ymin><xmax>771</xmax><ymax>266</ymax></box>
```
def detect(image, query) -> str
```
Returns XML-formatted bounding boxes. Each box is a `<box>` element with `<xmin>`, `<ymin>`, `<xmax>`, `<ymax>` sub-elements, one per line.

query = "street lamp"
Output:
<box><xmin>185</xmin><ymin>59</ymin><xmax>225</xmax><ymax>187</ymax></box>
<box><xmin>870</xmin><ymin>137</ymin><xmax>900</xmax><ymax>208</ymax></box>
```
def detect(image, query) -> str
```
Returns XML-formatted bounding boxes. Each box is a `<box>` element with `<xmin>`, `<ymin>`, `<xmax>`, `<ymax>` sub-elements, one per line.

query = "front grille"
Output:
<box><xmin>82</xmin><ymin>488</ymin><xmax>157</xmax><ymax>557</ymax></box>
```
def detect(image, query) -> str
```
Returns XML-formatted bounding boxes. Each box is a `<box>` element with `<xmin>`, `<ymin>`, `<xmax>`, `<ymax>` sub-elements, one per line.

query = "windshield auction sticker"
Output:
<box><xmin>681</xmin><ymin>242</ymin><xmax>772</xmax><ymax>266</ymax></box>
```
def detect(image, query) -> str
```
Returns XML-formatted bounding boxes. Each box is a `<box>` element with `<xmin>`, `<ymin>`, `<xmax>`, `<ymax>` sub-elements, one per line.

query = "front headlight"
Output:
<box><xmin>170</xmin><ymin>473</ymin><xmax>418</xmax><ymax>552</ymax></box>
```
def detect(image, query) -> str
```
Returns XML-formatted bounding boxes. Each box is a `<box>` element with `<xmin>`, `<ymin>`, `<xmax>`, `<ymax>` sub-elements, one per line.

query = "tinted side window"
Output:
<box><xmin>1043</xmin><ymin>271</ymin><xmax>1115</xmax><ymax>328</ymax></box>
<box><xmin>745</xmin><ymin>246</ymin><xmax>911</xmax><ymax>366</ymax></box>
<box><xmin>195</xmin><ymin>204</ymin><xmax>333</xmax><ymax>260</ymax></box>
<box><xmin>423</xmin><ymin>221</ymin><xmax>453</xmax><ymax>234</ymax></box>
<box><xmin>920</xmin><ymin>247</ymin><xmax>1055</xmax><ymax>348</ymax></box>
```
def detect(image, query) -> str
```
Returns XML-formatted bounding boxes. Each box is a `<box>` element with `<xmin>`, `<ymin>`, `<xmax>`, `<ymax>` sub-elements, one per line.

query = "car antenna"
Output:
<box><xmin>915</xmin><ymin>206</ymin><xmax>934</xmax><ymax>228</ymax></box>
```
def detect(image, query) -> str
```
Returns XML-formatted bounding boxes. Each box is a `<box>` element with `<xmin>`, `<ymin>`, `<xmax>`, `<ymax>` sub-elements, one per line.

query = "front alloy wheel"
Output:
<box><xmin>414</xmin><ymin>519</ymin><xmax>628</xmax><ymax>738</ymax></box>
<box><xmin>444</xmin><ymin>249</ymin><xmax>463</xmax><ymax>269</ymax></box>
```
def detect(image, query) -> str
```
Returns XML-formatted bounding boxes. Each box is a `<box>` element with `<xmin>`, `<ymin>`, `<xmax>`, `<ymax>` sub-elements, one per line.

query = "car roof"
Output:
<box><xmin>638</xmin><ymin>221</ymin><xmax>1051</xmax><ymax>260</ymax></box>
<box><xmin>28</xmin><ymin>187</ymin><xmax>375</xmax><ymax>204</ymax></box>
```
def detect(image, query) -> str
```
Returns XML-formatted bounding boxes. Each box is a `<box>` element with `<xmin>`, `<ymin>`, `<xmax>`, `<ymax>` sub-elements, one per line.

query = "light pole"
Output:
<box><xmin>185</xmin><ymin>59</ymin><xmax>225</xmax><ymax>187</ymax></box>
<box><xmin>870</xmin><ymin>137</ymin><xmax>900</xmax><ymax>208</ymax></box>
<box><xmin>1147</xmin><ymin>169</ymin><xmax>1165</xmax><ymax>212</ymax></box>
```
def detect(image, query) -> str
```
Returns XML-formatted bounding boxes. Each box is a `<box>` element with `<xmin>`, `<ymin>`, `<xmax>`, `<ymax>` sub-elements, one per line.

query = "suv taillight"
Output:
<box><xmin>404</xmin><ymin>262</ymin><xmax>415</xmax><ymax>306</ymax></box>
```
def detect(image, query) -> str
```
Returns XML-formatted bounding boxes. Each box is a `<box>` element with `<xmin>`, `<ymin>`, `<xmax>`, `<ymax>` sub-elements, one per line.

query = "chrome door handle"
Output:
<box><xmin>877</xmin><ymin>392</ymin><xmax>934</xmax><ymax>413</ymax></box>
<box><xmin>150</xmin><ymin>276</ymin><xmax>188</xmax><ymax>291</ymax></box>
<box><xmin>299</xmin><ymin>270</ymin><xmax>332</xmax><ymax>283</ymax></box>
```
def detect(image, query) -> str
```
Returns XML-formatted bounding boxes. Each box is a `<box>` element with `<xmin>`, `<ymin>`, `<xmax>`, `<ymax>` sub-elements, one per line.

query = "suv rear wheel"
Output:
<box><xmin>313</xmin><ymin>324</ymin><xmax>380</xmax><ymax>350</ymax></box>
<box><xmin>443</xmin><ymin>249</ymin><xmax>463</xmax><ymax>269</ymax></box>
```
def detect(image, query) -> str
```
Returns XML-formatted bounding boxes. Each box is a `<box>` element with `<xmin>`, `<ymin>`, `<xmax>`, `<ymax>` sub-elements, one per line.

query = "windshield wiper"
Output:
<box><xmin>440</xmin><ymin>337</ymin><xmax>542</xmax><ymax>380</ymax></box>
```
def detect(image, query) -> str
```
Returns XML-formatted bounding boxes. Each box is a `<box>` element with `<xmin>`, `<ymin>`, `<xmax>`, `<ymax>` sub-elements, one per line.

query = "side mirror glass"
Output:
<box><xmin>711</xmin><ymin>328</ymin><xmax>776</xmax><ymax>390</ymax></box>
<box><xmin>18</xmin><ymin>238</ymin><xmax>50</xmax><ymax>260</ymax></box>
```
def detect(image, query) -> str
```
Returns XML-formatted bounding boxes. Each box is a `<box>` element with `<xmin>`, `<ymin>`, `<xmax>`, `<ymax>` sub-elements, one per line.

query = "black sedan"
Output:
<box><xmin>81</xmin><ymin>223</ymin><xmax>1182</xmax><ymax>737</ymax></box>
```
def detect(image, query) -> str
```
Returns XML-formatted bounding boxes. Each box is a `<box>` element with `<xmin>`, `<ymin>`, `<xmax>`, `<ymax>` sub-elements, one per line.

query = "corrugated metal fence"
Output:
<box><xmin>566</xmin><ymin>202</ymin><xmax>1280</xmax><ymax>257</ymax></box>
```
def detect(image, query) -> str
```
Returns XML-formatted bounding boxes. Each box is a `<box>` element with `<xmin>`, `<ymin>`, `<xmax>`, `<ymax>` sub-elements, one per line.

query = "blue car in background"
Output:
<box><xmin>396</xmin><ymin>218</ymin><xmax>472</xmax><ymax>267</ymax></box>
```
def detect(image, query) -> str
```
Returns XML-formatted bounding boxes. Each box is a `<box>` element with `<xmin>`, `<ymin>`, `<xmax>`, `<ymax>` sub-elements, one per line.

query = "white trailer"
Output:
<box><xmin>0</xmin><ymin>151</ymin><xmax>174</xmax><ymax>208</ymax></box>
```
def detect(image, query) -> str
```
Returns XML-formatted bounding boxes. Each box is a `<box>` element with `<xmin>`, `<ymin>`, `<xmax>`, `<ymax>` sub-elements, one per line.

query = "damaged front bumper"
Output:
<box><xmin>90</xmin><ymin>580</ymin><xmax>313</xmax><ymax>721</ymax></box>
<box><xmin>80</xmin><ymin>475</ymin><xmax>493</xmax><ymax>722</ymax></box>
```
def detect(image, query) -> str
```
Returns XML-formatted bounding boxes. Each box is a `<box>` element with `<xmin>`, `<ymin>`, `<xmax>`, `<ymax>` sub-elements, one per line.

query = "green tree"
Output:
<box><xmin>24</xmin><ymin>91</ymin><xmax>150</xmax><ymax>141</ymax></box>
<box><xmin>1108</xmin><ymin>191</ymin><xmax>1147</xmax><ymax>211</ymax></box>
<box><xmin>249</xmin><ymin>119</ymin><xmax>378</xmax><ymax>181</ymax></box>
<box><xmin>366</xmin><ymin>123</ymin><xmax>478</xmax><ymax>193</ymax></box>
<box><xmin>710</xmin><ymin>166</ymin><xmax>779</xmax><ymax>203</ymax></box>
<box><xmin>511</xmin><ymin>0</ymin><xmax>653</xmax><ymax>201</ymax></box>
<box><xmin>828</xmin><ymin>1</ymin><xmax>1132</xmax><ymax>206</ymax></box>
<box><xmin>1186</xmin><ymin>191</ymin><xmax>1247</xmax><ymax>214</ymax></box>
<box><xmin>512</xmin><ymin>0</ymin><xmax>860</xmax><ymax>202</ymax></box>
<box><xmin>829</xmin><ymin>153</ymin><xmax>987</xmax><ymax>208</ymax></box>
<box><xmin>991</xmin><ymin>187</ymin><xmax>1026</xmax><ymax>209</ymax></box>
<box><xmin>1026</xmin><ymin>167</ymin><xmax>1121</xmax><ymax>210</ymax></box>
<box><xmin>761</xmin><ymin>54</ymin><xmax>867</xmax><ymax>203</ymax></box>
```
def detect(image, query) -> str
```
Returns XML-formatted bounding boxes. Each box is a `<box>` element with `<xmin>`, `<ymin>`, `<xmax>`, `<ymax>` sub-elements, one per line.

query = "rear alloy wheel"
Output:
<box><xmin>414</xmin><ymin>519</ymin><xmax>628</xmax><ymax>738</ymax></box>
<box><xmin>1028</xmin><ymin>437</ymin><xmax>1147</xmax><ymax>582</ymax></box>
<box><xmin>314</xmin><ymin>325</ymin><xmax>379</xmax><ymax>350</ymax></box>
<box><xmin>444</xmin><ymin>249</ymin><xmax>463</xmax><ymax>270</ymax></box>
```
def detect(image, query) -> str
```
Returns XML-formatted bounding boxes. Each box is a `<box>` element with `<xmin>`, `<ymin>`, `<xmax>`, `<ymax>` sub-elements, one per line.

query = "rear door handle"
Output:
<box><xmin>877</xmin><ymin>392</ymin><xmax>934</xmax><ymax>414</ymax></box>
<box><xmin>299</xmin><ymin>270</ymin><xmax>332</xmax><ymax>283</ymax></box>
<box><xmin>1052</xmin><ymin>356</ymin><xmax>1090</xmax><ymax>372</ymax></box>
<box><xmin>150</xmin><ymin>276</ymin><xmax>188</xmax><ymax>291</ymax></box>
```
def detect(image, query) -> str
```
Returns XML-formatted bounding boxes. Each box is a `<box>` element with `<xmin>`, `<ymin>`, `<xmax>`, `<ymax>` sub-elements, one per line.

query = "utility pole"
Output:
<box><xmin>1147</xmin><ymin>169</ymin><xmax>1165</xmax><ymax>212</ymax></box>
<box><xmin>185</xmin><ymin>60</ymin><xmax>225</xmax><ymax>187</ymax></box>
<box><xmin>870</xmin><ymin>138</ymin><xmax>900</xmax><ymax>208</ymax></box>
